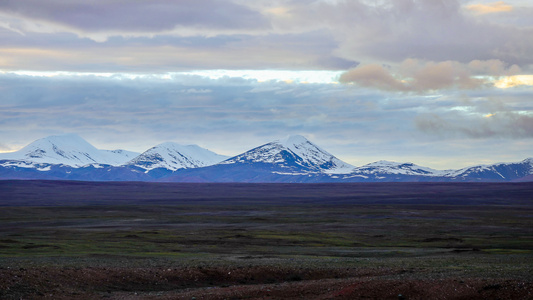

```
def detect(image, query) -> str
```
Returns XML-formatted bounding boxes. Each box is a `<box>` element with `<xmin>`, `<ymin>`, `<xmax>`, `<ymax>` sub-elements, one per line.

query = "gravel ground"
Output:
<box><xmin>1</xmin><ymin>263</ymin><xmax>531</xmax><ymax>299</ymax></box>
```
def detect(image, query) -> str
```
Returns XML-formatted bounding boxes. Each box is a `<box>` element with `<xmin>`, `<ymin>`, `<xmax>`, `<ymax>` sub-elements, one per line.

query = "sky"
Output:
<box><xmin>0</xmin><ymin>0</ymin><xmax>532</xmax><ymax>169</ymax></box>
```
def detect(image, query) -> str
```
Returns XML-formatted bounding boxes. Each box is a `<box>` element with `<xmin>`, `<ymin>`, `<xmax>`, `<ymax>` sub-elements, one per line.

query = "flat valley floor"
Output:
<box><xmin>0</xmin><ymin>181</ymin><xmax>532</xmax><ymax>299</ymax></box>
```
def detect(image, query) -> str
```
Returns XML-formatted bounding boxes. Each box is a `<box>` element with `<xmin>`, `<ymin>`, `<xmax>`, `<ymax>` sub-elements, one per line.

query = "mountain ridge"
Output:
<box><xmin>1</xmin><ymin>134</ymin><xmax>532</xmax><ymax>182</ymax></box>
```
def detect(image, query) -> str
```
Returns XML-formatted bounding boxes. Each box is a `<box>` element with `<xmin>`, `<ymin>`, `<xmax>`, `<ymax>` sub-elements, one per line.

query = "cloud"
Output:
<box><xmin>339</xmin><ymin>59</ymin><xmax>522</xmax><ymax>92</ymax></box>
<box><xmin>338</xmin><ymin>64</ymin><xmax>407</xmax><ymax>91</ymax></box>
<box><xmin>0</xmin><ymin>30</ymin><xmax>354</xmax><ymax>72</ymax></box>
<box><xmin>465</xmin><ymin>1</ymin><xmax>513</xmax><ymax>15</ymax></box>
<box><xmin>179</xmin><ymin>88</ymin><xmax>212</xmax><ymax>94</ymax></box>
<box><xmin>467</xmin><ymin>59</ymin><xmax>521</xmax><ymax>75</ymax></box>
<box><xmin>0</xmin><ymin>0</ymin><xmax>269</xmax><ymax>35</ymax></box>
<box><xmin>473</xmin><ymin>5</ymin><xmax>533</xmax><ymax>27</ymax></box>
<box><xmin>415</xmin><ymin>111</ymin><xmax>533</xmax><ymax>138</ymax></box>
<box><xmin>0</xmin><ymin>143</ymin><xmax>11</xmax><ymax>152</ymax></box>
<box><xmin>314</xmin><ymin>0</ymin><xmax>533</xmax><ymax>66</ymax></box>
<box><xmin>414</xmin><ymin>92</ymin><xmax>533</xmax><ymax>139</ymax></box>
<box><xmin>0</xmin><ymin>0</ymin><xmax>532</xmax><ymax>72</ymax></box>
<box><xmin>494</xmin><ymin>75</ymin><xmax>533</xmax><ymax>88</ymax></box>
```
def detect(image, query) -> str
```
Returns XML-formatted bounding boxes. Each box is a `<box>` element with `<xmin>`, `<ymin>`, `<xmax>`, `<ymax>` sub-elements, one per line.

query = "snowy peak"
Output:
<box><xmin>222</xmin><ymin>135</ymin><xmax>354</xmax><ymax>174</ymax></box>
<box><xmin>21</xmin><ymin>134</ymin><xmax>98</xmax><ymax>159</ymax></box>
<box><xmin>522</xmin><ymin>157</ymin><xmax>533</xmax><ymax>166</ymax></box>
<box><xmin>355</xmin><ymin>160</ymin><xmax>446</xmax><ymax>176</ymax></box>
<box><xmin>280</xmin><ymin>135</ymin><xmax>309</xmax><ymax>148</ymax></box>
<box><xmin>278</xmin><ymin>135</ymin><xmax>355</xmax><ymax>174</ymax></box>
<box><xmin>0</xmin><ymin>134</ymin><xmax>139</xmax><ymax>167</ymax></box>
<box><xmin>127</xmin><ymin>142</ymin><xmax>229</xmax><ymax>171</ymax></box>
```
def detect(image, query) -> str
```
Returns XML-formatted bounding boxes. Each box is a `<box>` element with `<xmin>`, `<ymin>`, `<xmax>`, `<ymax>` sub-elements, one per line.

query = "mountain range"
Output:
<box><xmin>1</xmin><ymin>134</ymin><xmax>532</xmax><ymax>182</ymax></box>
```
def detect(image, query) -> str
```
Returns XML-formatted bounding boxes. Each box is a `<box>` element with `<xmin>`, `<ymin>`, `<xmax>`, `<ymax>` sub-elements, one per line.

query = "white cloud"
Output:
<box><xmin>494</xmin><ymin>75</ymin><xmax>533</xmax><ymax>88</ymax></box>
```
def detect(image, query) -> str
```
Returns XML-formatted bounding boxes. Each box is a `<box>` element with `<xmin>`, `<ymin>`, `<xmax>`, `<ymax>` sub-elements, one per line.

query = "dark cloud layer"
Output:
<box><xmin>415</xmin><ymin>112</ymin><xmax>533</xmax><ymax>138</ymax></box>
<box><xmin>0</xmin><ymin>0</ymin><xmax>269</xmax><ymax>32</ymax></box>
<box><xmin>324</xmin><ymin>0</ymin><xmax>533</xmax><ymax>66</ymax></box>
<box><xmin>1</xmin><ymin>0</ymin><xmax>532</xmax><ymax>72</ymax></box>
<box><xmin>0</xmin><ymin>30</ymin><xmax>353</xmax><ymax>72</ymax></box>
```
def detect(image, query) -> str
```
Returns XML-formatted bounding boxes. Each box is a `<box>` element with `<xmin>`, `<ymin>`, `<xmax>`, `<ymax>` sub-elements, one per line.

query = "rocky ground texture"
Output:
<box><xmin>1</xmin><ymin>264</ymin><xmax>531</xmax><ymax>299</ymax></box>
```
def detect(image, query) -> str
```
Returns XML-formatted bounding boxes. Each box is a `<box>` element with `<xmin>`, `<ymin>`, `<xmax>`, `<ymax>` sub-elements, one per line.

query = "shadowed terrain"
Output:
<box><xmin>0</xmin><ymin>181</ymin><xmax>532</xmax><ymax>299</ymax></box>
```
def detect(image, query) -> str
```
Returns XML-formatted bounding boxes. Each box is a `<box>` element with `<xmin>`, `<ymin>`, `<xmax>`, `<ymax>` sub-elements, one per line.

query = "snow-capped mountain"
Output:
<box><xmin>0</xmin><ymin>134</ymin><xmax>139</xmax><ymax>167</ymax></box>
<box><xmin>126</xmin><ymin>142</ymin><xmax>229</xmax><ymax>171</ymax></box>
<box><xmin>343</xmin><ymin>158</ymin><xmax>533</xmax><ymax>182</ymax></box>
<box><xmin>442</xmin><ymin>158</ymin><xmax>533</xmax><ymax>181</ymax></box>
<box><xmin>220</xmin><ymin>135</ymin><xmax>354</xmax><ymax>174</ymax></box>
<box><xmin>0</xmin><ymin>134</ymin><xmax>531</xmax><ymax>182</ymax></box>
<box><xmin>354</xmin><ymin>160</ymin><xmax>448</xmax><ymax>176</ymax></box>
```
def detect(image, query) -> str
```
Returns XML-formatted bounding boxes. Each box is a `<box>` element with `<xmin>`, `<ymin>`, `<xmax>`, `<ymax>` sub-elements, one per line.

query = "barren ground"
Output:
<box><xmin>0</xmin><ymin>181</ymin><xmax>532</xmax><ymax>299</ymax></box>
